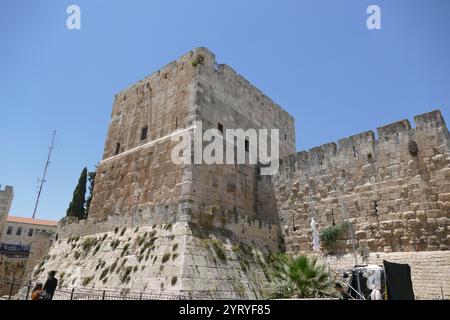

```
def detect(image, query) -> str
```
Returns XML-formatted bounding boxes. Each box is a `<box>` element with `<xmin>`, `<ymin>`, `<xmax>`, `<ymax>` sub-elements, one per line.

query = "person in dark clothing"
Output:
<box><xmin>335</xmin><ymin>283</ymin><xmax>351</xmax><ymax>300</ymax></box>
<box><xmin>43</xmin><ymin>271</ymin><xmax>58</xmax><ymax>299</ymax></box>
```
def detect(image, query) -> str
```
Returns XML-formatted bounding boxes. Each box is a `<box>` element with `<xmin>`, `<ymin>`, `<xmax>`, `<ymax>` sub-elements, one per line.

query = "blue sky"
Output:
<box><xmin>0</xmin><ymin>0</ymin><xmax>449</xmax><ymax>221</ymax></box>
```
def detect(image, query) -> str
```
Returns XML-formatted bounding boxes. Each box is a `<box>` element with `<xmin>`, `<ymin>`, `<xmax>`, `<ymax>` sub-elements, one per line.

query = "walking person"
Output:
<box><xmin>43</xmin><ymin>271</ymin><xmax>58</xmax><ymax>300</ymax></box>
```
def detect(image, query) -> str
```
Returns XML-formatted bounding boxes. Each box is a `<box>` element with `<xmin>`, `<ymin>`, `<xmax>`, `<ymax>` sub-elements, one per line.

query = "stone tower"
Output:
<box><xmin>89</xmin><ymin>47</ymin><xmax>295</xmax><ymax>225</ymax></box>
<box><xmin>30</xmin><ymin>48</ymin><xmax>295</xmax><ymax>299</ymax></box>
<box><xmin>0</xmin><ymin>185</ymin><xmax>13</xmax><ymax>237</ymax></box>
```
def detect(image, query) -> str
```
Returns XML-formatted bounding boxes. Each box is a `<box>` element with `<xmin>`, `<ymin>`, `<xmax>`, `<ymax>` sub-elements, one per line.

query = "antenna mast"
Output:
<box><xmin>32</xmin><ymin>130</ymin><xmax>57</xmax><ymax>219</ymax></box>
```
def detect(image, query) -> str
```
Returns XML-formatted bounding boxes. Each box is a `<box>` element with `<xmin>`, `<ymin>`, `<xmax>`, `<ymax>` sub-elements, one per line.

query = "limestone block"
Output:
<box><xmin>438</xmin><ymin>193</ymin><xmax>450</xmax><ymax>202</ymax></box>
<box><xmin>403</xmin><ymin>211</ymin><xmax>416</xmax><ymax>220</ymax></box>
<box><xmin>426</xmin><ymin>210</ymin><xmax>442</xmax><ymax>219</ymax></box>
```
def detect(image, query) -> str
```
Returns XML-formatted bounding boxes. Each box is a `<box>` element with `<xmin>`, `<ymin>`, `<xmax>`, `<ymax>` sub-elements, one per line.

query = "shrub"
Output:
<box><xmin>110</xmin><ymin>259</ymin><xmax>118</xmax><ymax>273</ymax></box>
<box><xmin>171</xmin><ymin>276</ymin><xmax>178</xmax><ymax>286</ymax></box>
<box><xmin>121</xmin><ymin>243</ymin><xmax>130</xmax><ymax>257</ymax></box>
<box><xmin>266</xmin><ymin>254</ymin><xmax>329</xmax><ymax>299</ymax></box>
<box><xmin>110</xmin><ymin>239</ymin><xmax>120</xmax><ymax>249</ymax></box>
<box><xmin>82</xmin><ymin>276</ymin><xmax>93</xmax><ymax>286</ymax></box>
<box><xmin>172</xmin><ymin>243</ymin><xmax>178</xmax><ymax>251</ymax></box>
<box><xmin>136</xmin><ymin>234</ymin><xmax>147</xmax><ymax>246</ymax></box>
<box><xmin>114</xmin><ymin>227</ymin><xmax>119</xmax><ymax>234</ymax></box>
<box><xmin>211</xmin><ymin>239</ymin><xmax>227</xmax><ymax>262</ymax></box>
<box><xmin>162</xmin><ymin>253</ymin><xmax>171</xmax><ymax>263</ymax></box>
<box><xmin>81</xmin><ymin>237</ymin><xmax>96</xmax><ymax>251</ymax></box>
<box><xmin>93</xmin><ymin>243</ymin><xmax>101</xmax><ymax>255</ymax></box>
<box><xmin>358</xmin><ymin>245</ymin><xmax>371</xmax><ymax>264</ymax></box>
<box><xmin>172</xmin><ymin>253</ymin><xmax>178</xmax><ymax>261</ymax></box>
<box><xmin>121</xmin><ymin>266</ymin><xmax>133</xmax><ymax>283</ymax></box>
<box><xmin>240</xmin><ymin>260</ymin><xmax>248</xmax><ymax>272</ymax></box>
<box><xmin>319</xmin><ymin>224</ymin><xmax>345</xmax><ymax>249</ymax></box>
<box><xmin>120</xmin><ymin>227</ymin><xmax>126</xmax><ymax>236</ymax></box>
<box><xmin>99</xmin><ymin>268</ymin><xmax>109</xmax><ymax>280</ymax></box>
<box><xmin>190</xmin><ymin>56</ymin><xmax>204</xmax><ymax>67</ymax></box>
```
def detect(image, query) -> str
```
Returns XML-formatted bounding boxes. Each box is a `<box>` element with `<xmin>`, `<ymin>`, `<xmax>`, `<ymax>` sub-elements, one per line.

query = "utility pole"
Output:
<box><xmin>32</xmin><ymin>130</ymin><xmax>57</xmax><ymax>219</ymax></box>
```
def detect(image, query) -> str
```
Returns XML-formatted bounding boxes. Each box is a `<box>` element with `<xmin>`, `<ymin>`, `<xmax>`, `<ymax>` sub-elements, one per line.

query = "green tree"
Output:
<box><xmin>66</xmin><ymin>167</ymin><xmax>87</xmax><ymax>220</ymax></box>
<box><xmin>85</xmin><ymin>169</ymin><xmax>96</xmax><ymax>218</ymax></box>
<box><xmin>266</xmin><ymin>254</ymin><xmax>329</xmax><ymax>299</ymax></box>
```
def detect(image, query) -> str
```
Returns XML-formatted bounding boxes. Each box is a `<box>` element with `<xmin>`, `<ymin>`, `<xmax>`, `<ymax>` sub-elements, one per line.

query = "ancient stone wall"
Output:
<box><xmin>56</xmin><ymin>209</ymin><xmax>280</xmax><ymax>254</ymax></box>
<box><xmin>272</xmin><ymin>110</ymin><xmax>450</xmax><ymax>254</ymax></box>
<box><xmin>27</xmin><ymin>222</ymin><xmax>274</xmax><ymax>299</ymax></box>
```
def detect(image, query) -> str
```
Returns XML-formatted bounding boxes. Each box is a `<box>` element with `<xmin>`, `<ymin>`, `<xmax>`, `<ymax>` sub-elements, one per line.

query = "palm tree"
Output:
<box><xmin>267</xmin><ymin>254</ymin><xmax>329</xmax><ymax>299</ymax></box>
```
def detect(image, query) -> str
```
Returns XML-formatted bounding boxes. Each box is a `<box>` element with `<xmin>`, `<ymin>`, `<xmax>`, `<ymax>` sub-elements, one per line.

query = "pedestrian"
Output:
<box><xmin>31</xmin><ymin>283</ymin><xmax>44</xmax><ymax>300</ymax></box>
<box><xmin>335</xmin><ymin>282</ymin><xmax>351</xmax><ymax>300</ymax></box>
<box><xmin>43</xmin><ymin>270</ymin><xmax>58</xmax><ymax>300</ymax></box>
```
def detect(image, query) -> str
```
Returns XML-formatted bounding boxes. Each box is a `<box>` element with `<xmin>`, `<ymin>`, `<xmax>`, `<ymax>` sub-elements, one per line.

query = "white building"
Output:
<box><xmin>1</xmin><ymin>216</ymin><xmax>58</xmax><ymax>246</ymax></box>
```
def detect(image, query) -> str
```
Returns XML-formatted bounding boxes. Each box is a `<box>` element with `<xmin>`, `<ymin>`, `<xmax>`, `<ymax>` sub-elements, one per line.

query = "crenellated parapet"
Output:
<box><xmin>273</xmin><ymin>109</ymin><xmax>450</xmax><ymax>254</ymax></box>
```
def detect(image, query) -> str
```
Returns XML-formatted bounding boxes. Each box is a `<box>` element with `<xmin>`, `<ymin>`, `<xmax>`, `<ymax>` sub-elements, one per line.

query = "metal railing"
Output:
<box><xmin>0</xmin><ymin>277</ymin><xmax>189</xmax><ymax>300</ymax></box>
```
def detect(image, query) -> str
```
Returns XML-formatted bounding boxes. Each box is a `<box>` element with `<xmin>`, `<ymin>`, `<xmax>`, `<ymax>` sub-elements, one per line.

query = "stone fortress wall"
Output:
<box><xmin>272</xmin><ymin>109</ymin><xmax>450</xmax><ymax>254</ymax></box>
<box><xmin>269</xmin><ymin>109</ymin><xmax>450</xmax><ymax>299</ymax></box>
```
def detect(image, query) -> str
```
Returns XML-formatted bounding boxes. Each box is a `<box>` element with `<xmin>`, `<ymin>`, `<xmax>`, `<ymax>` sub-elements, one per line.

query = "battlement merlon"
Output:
<box><xmin>377</xmin><ymin>119</ymin><xmax>412</xmax><ymax>141</ymax></box>
<box><xmin>0</xmin><ymin>185</ymin><xmax>13</xmax><ymax>194</ymax></box>
<box><xmin>414</xmin><ymin>109</ymin><xmax>447</xmax><ymax>129</ymax></box>
<box><xmin>277</xmin><ymin>109</ymin><xmax>449</xmax><ymax>175</ymax></box>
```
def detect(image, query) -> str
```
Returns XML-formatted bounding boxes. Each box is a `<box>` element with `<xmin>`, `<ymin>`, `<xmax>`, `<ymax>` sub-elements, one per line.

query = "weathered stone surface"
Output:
<box><xmin>272</xmin><ymin>109</ymin><xmax>450</xmax><ymax>254</ymax></box>
<box><xmin>27</xmin><ymin>222</ymin><xmax>272</xmax><ymax>299</ymax></box>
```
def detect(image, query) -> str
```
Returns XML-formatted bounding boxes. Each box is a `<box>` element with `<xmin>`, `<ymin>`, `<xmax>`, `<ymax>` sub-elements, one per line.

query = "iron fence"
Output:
<box><xmin>0</xmin><ymin>277</ymin><xmax>189</xmax><ymax>300</ymax></box>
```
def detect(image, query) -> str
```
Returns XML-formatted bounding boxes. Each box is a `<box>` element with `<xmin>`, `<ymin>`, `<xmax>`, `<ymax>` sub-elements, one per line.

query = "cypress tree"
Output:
<box><xmin>85</xmin><ymin>170</ymin><xmax>96</xmax><ymax>218</ymax></box>
<box><xmin>66</xmin><ymin>167</ymin><xmax>87</xmax><ymax>220</ymax></box>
